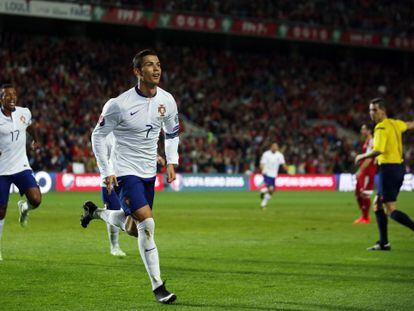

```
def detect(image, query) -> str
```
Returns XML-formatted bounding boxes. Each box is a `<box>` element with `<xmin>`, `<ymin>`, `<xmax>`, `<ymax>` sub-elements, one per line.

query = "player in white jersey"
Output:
<box><xmin>0</xmin><ymin>84</ymin><xmax>42</xmax><ymax>261</ymax></box>
<box><xmin>100</xmin><ymin>132</ymin><xmax>166</xmax><ymax>256</ymax></box>
<box><xmin>80</xmin><ymin>50</ymin><xmax>179</xmax><ymax>304</ymax></box>
<box><xmin>100</xmin><ymin>132</ymin><xmax>126</xmax><ymax>257</ymax></box>
<box><xmin>259</xmin><ymin>143</ymin><xmax>288</xmax><ymax>209</ymax></box>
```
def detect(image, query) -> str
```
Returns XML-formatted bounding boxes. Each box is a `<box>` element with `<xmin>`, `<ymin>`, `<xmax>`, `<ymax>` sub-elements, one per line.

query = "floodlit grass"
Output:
<box><xmin>1</xmin><ymin>191</ymin><xmax>414</xmax><ymax>310</ymax></box>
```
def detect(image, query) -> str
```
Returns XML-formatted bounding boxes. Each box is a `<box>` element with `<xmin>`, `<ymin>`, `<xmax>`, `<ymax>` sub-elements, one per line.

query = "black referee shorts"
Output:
<box><xmin>377</xmin><ymin>163</ymin><xmax>405</xmax><ymax>203</ymax></box>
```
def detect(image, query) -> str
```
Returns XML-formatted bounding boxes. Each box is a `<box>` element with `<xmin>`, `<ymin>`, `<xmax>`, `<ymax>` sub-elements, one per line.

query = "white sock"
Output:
<box><xmin>107</xmin><ymin>223</ymin><xmax>120</xmax><ymax>249</ymax></box>
<box><xmin>20</xmin><ymin>201</ymin><xmax>37</xmax><ymax>213</ymax></box>
<box><xmin>261</xmin><ymin>193</ymin><xmax>272</xmax><ymax>207</ymax></box>
<box><xmin>94</xmin><ymin>209</ymin><xmax>126</xmax><ymax>231</ymax></box>
<box><xmin>21</xmin><ymin>201</ymin><xmax>29</xmax><ymax>212</ymax></box>
<box><xmin>137</xmin><ymin>218</ymin><xmax>162</xmax><ymax>290</ymax></box>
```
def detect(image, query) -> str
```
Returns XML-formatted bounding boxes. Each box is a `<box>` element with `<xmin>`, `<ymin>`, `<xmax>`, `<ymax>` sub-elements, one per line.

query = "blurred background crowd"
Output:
<box><xmin>1</xmin><ymin>1</ymin><xmax>414</xmax><ymax>175</ymax></box>
<box><xmin>55</xmin><ymin>0</ymin><xmax>414</xmax><ymax>35</ymax></box>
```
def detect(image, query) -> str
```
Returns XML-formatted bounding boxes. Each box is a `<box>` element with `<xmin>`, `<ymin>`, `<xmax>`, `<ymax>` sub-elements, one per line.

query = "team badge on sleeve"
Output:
<box><xmin>98</xmin><ymin>115</ymin><xmax>105</xmax><ymax>126</ymax></box>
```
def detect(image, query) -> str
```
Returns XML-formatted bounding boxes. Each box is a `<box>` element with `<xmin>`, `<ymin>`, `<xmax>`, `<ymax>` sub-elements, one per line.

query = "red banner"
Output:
<box><xmin>286</xmin><ymin>25</ymin><xmax>331</xmax><ymax>42</ymax></box>
<box><xmin>342</xmin><ymin>31</ymin><xmax>381</xmax><ymax>46</ymax></box>
<box><xmin>230</xmin><ymin>20</ymin><xmax>277</xmax><ymax>37</ymax></box>
<box><xmin>167</xmin><ymin>14</ymin><xmax>222</xmax><ymax>32</ymax></box>
<box><xmin>389</xmin><ymin>37</ymin><xmax>414</xmax><ymax>50</ymax></box>
<box><xmin>3</xmin><ymin>2</ymin><xmax>414</xmax><ymax>52</ymax></box>
<box><xmin>250</xmin><ymin>174</ymin><xmax>336</xmax><ymax>191</ymax></box>
<box><xmin>55</xmin><ymin>173</ymin><xmax>164</xmax><ymax>192</ymax></box>
<box><xmin>98</xmin><ymin>8</ymin><xmax>157</xmax><ymax>27</ymax></box>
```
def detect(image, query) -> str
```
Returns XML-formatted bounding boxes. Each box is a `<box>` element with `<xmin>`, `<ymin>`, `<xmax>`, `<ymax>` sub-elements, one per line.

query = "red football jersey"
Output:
<box><xmin>360</xmin><ymin>137</ymin><xmax>377</xmax><ymax>174</ymax></box>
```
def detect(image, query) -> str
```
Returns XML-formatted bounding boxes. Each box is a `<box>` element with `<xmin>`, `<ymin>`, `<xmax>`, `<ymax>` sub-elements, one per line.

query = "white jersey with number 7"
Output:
<box><xmin>92</xmin><ymin>86</ymin><xmax>179</xmax><ymax>179</ymax></box>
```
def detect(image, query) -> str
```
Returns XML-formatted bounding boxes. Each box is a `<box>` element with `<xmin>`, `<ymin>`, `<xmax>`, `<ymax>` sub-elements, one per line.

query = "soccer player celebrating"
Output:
<box><xmin>355</xmin><ymin>98</ymin><xmax>414</xmax><ymax>250</ymax></box>
<box><xmin>100</xmin><ymin>132</ymin><xmax>165</xmax><ymax>256</ymax></box>
<box><xmin>259</xmin><ymin>143</ymin><xmax>288</xmax><ymax>209</ymax></box>
<box><xmin>354</xmin><ymin>124</ymin><xmax>377</xmax><ymax>224</ymax></box>
<box><xmin>81</xmin><ymin>50</ymin><xmax>179</xmax><ymax>303</ymax></box>
<box><xmin>0</xmin><ymin>84</ymin><xmax>42</xmax><ymax>261</ymax></box>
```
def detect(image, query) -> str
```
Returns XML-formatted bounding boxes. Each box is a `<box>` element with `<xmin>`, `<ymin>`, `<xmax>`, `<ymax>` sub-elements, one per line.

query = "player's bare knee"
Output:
<box><xmin>26</xmin><ymin>188</ymin><xmax>42</xmax><ymax>208</ymax></box>
<box><xmin>131</xmin><ymin>205</ymin><xmax>153</xmax><ymax>222</ymax></box>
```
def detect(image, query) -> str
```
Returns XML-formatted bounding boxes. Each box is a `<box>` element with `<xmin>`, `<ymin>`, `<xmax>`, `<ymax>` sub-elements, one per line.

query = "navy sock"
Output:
<box><xmin>390</xmin><ymin>210</ymin><xmax>414</xmax><ymax>231</ymax></box>
<box><xmin>375</xmin><ymin>209</ymin><xmax>388</xmax><ymax>245</ymax></box>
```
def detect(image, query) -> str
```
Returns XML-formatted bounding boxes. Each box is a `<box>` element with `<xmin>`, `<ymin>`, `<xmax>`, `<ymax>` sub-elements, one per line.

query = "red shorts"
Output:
<box><xmin>355</xmin><ymin>173</ymin><xmax>375</xmax><ymax>196</ymax></box>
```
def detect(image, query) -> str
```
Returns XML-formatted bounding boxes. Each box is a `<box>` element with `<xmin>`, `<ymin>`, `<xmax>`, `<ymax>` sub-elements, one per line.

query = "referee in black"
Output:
<box><xmin>355</xmin><ymin>98</ymin><xmax>414</xmax><ymax>250</ymax></box>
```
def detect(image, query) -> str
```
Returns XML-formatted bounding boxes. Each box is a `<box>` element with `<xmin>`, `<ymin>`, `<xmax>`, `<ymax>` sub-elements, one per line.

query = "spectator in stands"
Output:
<box><xmin>1</xmin><ymin>31</ymin><xmax>413</xmax><ymax>174</ymax></box>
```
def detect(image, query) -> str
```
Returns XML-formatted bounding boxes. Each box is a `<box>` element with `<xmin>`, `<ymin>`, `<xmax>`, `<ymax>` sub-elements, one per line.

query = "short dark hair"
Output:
<box><xmin>1</xmin><ymin>83</ymin><xmax>13</xmax><ymax>90</ymax></box>
<box><xmin>0</xmin><ymin>83</ymin><xmax>13</xmax><ymax>98</ymax></box>
<box><xmin>132</xmin><ymin>49</ymin><xmax>158</xmax><ymax>69</ymax></box>
<box><xmin>370</xmin><ymin>97</ymin><xmax>386</xmax><ymax>111</ymax></box>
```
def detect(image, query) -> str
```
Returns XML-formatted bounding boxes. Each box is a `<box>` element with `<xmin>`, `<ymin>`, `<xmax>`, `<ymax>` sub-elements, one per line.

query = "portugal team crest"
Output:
<box><xmin>98</xmin><ymin>115</ymin><xmax>105</xmax><ymax>126</ymax></box>
<box><xmin>158</xmin><ymin>104</ymin><xmax>166</xmax><ymax>117</ymax></box>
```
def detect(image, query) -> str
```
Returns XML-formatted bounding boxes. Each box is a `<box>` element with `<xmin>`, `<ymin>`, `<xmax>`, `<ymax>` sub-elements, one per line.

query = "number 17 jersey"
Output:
<box><xmin>0</xmin><ymin>107</ymin><xmax>32</xmax><ymax>175</ymax></box>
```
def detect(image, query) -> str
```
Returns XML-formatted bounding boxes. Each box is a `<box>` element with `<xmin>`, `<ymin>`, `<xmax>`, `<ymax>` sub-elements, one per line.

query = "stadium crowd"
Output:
<box><xmin>56</xmin><ymin>0</ymin><xmax>414</xmax><ymax>35</ymax></box>
<box><xmin>1</xmin><ymin>31</ymin><xmax>413</xmax><ymax>174</ymax></box>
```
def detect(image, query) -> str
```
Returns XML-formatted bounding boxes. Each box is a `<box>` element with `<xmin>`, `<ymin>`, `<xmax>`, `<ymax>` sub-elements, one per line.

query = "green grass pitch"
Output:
<box><xmin>1</xmin><ymin>191</ymin><xmax>414</xmax><ymax>311</ymax></box>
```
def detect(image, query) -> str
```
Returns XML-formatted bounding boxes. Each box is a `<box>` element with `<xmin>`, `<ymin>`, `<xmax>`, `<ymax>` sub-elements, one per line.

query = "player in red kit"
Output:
<box><xmin>354</xmin><ymin>124</ymin><xmax>377</xmax><ymax>224</ymax></box>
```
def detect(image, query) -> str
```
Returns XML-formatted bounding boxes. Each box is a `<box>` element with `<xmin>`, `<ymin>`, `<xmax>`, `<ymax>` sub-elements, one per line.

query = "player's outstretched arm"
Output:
<box><xmin>162</xmin><ymin>96</ymin><xmax>179</xmax><ymax>184</ymax></box>
<box><xmin>355</xmin><ymin>150</ymin><xmax>381</xmax><ymax>165</ymax></box>
<box><xmin>92</xmin><ymin>99</ymin><xmax>120</xmax><ymax>178</ymax></box>
<box><xmin>405</xmin><ymin>121</ymin><xmax>414</xmax><ymax>130</ymax></box>
<box><xmin>157</xmin><ymin>155</ymin><xmax>166</xmax><ymax>166</ymax></box>
<box><xmin>259</xmin><ymin>157</ymin><xmax>266</xmax><ymax>174</ymax></box>
<box><xmin>27</xmin><ymin>123</ymin><xmax>40</xmax><ymax>151</ymax></box>
<box><xmin>356</xmin><ymin>124</ymin><xmax>386</xmax><ymax>164</ymax></box>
